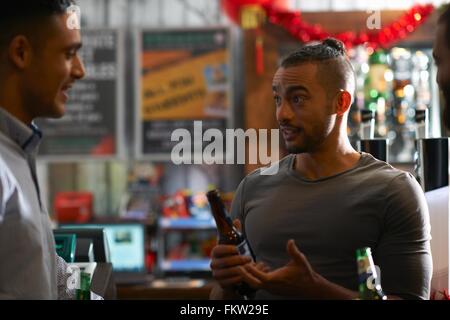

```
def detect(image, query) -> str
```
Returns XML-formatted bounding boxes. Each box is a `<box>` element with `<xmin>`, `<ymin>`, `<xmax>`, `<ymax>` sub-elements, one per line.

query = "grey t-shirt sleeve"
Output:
<box><xmin>375</xmin><ymin>172</ymin><xmax>433</xmax><ymax>300</ymax></box>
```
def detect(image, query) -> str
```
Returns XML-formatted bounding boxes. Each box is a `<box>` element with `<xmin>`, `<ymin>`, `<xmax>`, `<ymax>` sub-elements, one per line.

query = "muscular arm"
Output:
<box><xmin>266</xmin><ymin>173</ymin><xmax>431</xmax><ymax>300</ymax></box>
<box><xmin>306</xmin><ymin>173</ymin><xmax>432</xmax><ymax>301</ymax></box>
<box><xmin>304</xmin><ymin>273</ymin><xmax>401</xmax><ymax>300</ymax></box>
<box><xmin>374</xmin><ymin>173</ymin><xmax>433</xmax><ymax>300</ymax></box>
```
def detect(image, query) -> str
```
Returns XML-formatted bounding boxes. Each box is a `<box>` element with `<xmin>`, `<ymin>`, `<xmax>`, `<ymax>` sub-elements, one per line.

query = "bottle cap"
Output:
<box><xmin>356</xmin><ymin>247</ymin><xmax>371</xmax><ymax>258</ymax></box>
<box><xmin>360</xmin><ymin>110</ymin><xmax>375</xmax><ymax>122</ymax></box>
<box><xmin>414</xmin><ymin>109</ymin><xmax>428</xmax><ymax>123</ymax></box>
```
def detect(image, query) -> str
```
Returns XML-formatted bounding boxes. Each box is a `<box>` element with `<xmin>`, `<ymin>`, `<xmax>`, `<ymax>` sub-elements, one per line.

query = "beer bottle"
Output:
<box><xmin>356</xmin><ymin>247</ymin><xmax>387</xmax><ymax>300</ymax></box>
<box><xmin>359</xmin><ymin>109</ymin><xmax>376</xmax><ymax>140</ymax></box>
<box><xmin>76</xmin><ymin>272</ymin><xmax>91</xmax><ymax>300</ymax></box>
<box><xmin>206</xmin><ymin>189</ymin><xmax>256</xmax><ymax>299</ymax></box>
<box><xmin>364</xmin><ymin>49</ymin><xmax>391</xmax><ymax>137</ymax></box>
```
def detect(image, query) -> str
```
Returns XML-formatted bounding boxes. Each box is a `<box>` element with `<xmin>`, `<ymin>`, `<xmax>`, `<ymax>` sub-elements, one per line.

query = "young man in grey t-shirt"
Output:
<box><xmin>210</xmin><ymin>38</ymin><xmax>432</xmax><ymax>300</ymax></box>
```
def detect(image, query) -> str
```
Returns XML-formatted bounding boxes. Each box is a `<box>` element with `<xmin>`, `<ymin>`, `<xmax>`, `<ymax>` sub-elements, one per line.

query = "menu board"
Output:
<box><xmin>136</xmin><ymin>28</ymin><xmax>230</xmax><ymax>158</ymax></box>
<box><xmin>36</xmin><ymin>29</ymin><xmax>123</xmax><ymax>159</ymax></box>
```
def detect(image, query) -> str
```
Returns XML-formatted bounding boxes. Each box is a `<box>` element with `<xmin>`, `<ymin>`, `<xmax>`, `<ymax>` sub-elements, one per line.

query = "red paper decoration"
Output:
<box><xmin>222</xmin><ymin>1</ymin><xmax>435</xmax><ymax>50</ymax></box>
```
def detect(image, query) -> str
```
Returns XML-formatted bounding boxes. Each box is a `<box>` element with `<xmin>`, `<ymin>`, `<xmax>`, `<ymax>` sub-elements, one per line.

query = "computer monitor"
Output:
<box><xmin>54</xmin><ymin>228</ymin><xmax>110</xmax><ymax>263</ymax></box>
<box><xmin>60</xmin><ymin>223</ymin><xmax>146</xmax><ymax>274</ymax></box>
<box><xmin>54</xmin><ymin>233</ymin><xmax>77</xmax><ymax>263</ymax></box>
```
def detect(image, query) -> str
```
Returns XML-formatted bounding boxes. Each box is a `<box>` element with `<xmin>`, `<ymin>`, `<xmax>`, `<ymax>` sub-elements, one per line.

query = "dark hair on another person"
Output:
<box><xmin>438</xmin><ymin>4</ymin><xmax>450</xmax><ymax>48</ymax></box>
<box><xmin>280</xmin><ymin>38</ymin><xmax>356</xmax><ymax>102</ymax></box>
<box><xmin>0</xmin><ymin>0</ymin><xmax>76</xmax><ymax>50</ymax></box>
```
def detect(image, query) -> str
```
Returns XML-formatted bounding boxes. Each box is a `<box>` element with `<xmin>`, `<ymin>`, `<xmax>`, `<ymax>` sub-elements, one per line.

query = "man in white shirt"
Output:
<box><xmin>0</xmin><ymin>1</ymin><xmax>85</xmax><ymax>299</ymax></box>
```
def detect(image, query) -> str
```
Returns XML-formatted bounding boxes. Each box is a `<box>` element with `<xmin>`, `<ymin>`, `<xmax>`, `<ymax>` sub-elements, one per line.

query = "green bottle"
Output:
<box><xmin>365</xmin><ymin>51</ymin><xmax>388</xmax><ymax>109</ymax></box>
<box><xmin>356</xmin><ymin>247</ymin><xmax>387</xmax><ymax>300</ymax></box>
<box><xmin>76</xmin><ymin>272</ymin><xmax>91</xmax><ymax>300</ymax></box>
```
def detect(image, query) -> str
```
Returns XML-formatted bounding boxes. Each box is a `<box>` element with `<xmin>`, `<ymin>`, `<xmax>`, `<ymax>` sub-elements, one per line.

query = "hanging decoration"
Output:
<box><xmin>240</xmin><ymin>4</ymin><xmax>267</xmax><ymax>74</ymax></box>
<box><xmin>221</xmin><ymin>1</ymin><xmax>435</xmax><ymax>50</ymax></box>
<box><xmin>265</xmin><ymin>3</ymin><xmax>434</xmax><ymax>50</ymax></box>
<box><xmin>221</xmin><ymin>0</ymin><xmax>288</xmax><ymax>25</ymax></box>
<box><xmin>221</xmin><ymin>0</ymin><xmax>289</xmax><ymax>75</ymax></box>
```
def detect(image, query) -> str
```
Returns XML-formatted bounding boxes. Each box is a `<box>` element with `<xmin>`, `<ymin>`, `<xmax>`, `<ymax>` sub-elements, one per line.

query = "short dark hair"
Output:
<box><xmin>280</xmin><ymin>38</ymin><xmax>356</xmax><ymax>101</ymax></box>
<box><xmin>438</xmin><ymin>4</ymin><xmax>450</xmax><ymax>48</ymax></box>
<box><xmin>0</xmin><ymin>1</ymin><xmax>75</xmax><ymax>49</ymax></box>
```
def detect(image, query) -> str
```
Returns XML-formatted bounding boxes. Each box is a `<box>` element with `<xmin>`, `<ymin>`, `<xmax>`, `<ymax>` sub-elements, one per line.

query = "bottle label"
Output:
<box><xmin>236</xmin><ymin>241</ymin><xmax>253</xmax><ymax>259</ymax></box>
<box><xmin>358</xmin><ymin>264</ymin><xmax>382</xmax><ymax>290</ymax></box>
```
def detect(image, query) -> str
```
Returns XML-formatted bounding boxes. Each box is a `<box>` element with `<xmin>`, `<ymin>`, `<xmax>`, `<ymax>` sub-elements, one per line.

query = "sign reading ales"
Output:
<box><xmin>37</xmin><ymin>29</ymin><xmax>122</xmax><ymax>158</ymax></box>
<box><xmin>137</xmin><ymin>28</ymin><xmax>230</xmax><ymax>156</ymax></box>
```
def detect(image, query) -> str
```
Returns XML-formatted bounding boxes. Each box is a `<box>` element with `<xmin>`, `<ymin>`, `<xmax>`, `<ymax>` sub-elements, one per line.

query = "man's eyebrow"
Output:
<box><xmin>65</xmin><ymin>42</ymin><xmax>83</xmax><ymax>51</ymax></box>
<box><xmin>285</xmin><ymin>85</ymin><xmax>309</xmax><ymax>95</ymax></box>
<box><xmin>272</xmin><ymin>85</ymin><xmax>309</xmax><ymax>94</ymax></box>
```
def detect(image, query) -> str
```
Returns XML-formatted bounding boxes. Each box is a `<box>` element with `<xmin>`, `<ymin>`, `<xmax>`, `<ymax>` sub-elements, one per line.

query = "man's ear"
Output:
<box><xmin>8</xmin><ymin>35</ymin><xmax>33</xmax><ymax>70</ymax></box>
<box><xmin>335</xmin><ymin>90</ymin><xmax>352</xmax><ymax>116</ymax></box>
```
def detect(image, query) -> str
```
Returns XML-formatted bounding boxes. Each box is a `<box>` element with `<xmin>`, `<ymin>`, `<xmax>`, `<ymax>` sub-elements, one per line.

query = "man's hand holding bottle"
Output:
<box><xmin>210</xmin><ymin>219</ymin><xmax>270</xmax><ymax>299</ymax></box>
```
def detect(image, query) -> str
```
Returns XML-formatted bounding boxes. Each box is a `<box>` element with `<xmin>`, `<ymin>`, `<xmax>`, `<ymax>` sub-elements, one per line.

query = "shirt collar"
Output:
<box><xmin>0</xmin><ymin>107</ymin><xmax>42</xmax><ymax>154</ymax></box>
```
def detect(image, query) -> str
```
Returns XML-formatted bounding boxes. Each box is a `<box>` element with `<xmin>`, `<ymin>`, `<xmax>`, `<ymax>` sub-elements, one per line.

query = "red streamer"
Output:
<box><xmin>255</xmin><ymin>29</ymin><xmax>264</xmax><ymax>75</ymax></box>
<box><xmin>222</xmin><ymin>1</ymin><xmax>435</xmax><ymax>50</ymax></box>
<box><xmin>263</xmin><ymin>3</ymin><xmax>434</xmax><ymax>50</ymax></box>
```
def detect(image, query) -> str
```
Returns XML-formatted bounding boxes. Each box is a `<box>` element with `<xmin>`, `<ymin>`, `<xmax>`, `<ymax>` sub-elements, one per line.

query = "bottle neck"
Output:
<box><xmin>209</xmin><ymin>202</ymin><xmax>231</xmax><ymax>230</ymax></box>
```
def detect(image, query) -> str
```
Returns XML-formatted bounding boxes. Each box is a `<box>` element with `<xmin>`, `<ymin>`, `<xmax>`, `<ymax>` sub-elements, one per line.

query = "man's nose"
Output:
<box><xmin>277</xmin><ymin>100</ymin><xmax>294</xmax><ymax>122</ymax></box>
<box><xmin>72</xmin><ymin>54</ymin><xmax>86</xmax><ymax>80</ymax></box>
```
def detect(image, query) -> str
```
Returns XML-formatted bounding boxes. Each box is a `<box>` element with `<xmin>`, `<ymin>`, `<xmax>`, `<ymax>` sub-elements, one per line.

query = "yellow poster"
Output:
<box><xmin>141</xmin><ymin>50</ymin><xmax>229</xmax><ymax>120</ymax></box>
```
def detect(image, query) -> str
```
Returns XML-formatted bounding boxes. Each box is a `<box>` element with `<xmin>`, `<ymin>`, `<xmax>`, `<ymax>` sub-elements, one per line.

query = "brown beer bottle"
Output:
<box><xmin>206</xmin><ymin>189</ymin><xmax>256</xmax><ymax>299</ymax></box>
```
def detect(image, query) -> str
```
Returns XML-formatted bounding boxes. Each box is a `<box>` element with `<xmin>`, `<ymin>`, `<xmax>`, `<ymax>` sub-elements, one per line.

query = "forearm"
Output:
<box><xmin>312</xmin><ymin>274</ymin><xmax>358</xmax><ymax>300</ymax></box>
<box><xmin>313</xmin><ymin>275</ymin><xmax>401</xmax><ymax>300</ymax></box>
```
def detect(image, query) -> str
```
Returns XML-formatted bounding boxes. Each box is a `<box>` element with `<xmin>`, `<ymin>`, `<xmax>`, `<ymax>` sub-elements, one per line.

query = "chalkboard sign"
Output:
<box><xmin>135</xmin><ymin>28</ymin><xmax>231</xmax><ymax>159</ymax></box>
<box><xmin>37</xmin><ymin>29</ymin><xmax>123</xmax><ymax>160</ymax></box>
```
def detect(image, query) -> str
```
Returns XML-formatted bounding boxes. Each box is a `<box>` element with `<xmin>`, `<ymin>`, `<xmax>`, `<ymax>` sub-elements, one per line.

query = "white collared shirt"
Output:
<box><xmin>0</xmin><ymin>107</ymin><xmax>60</xmax><ymax>299</ymax></box>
